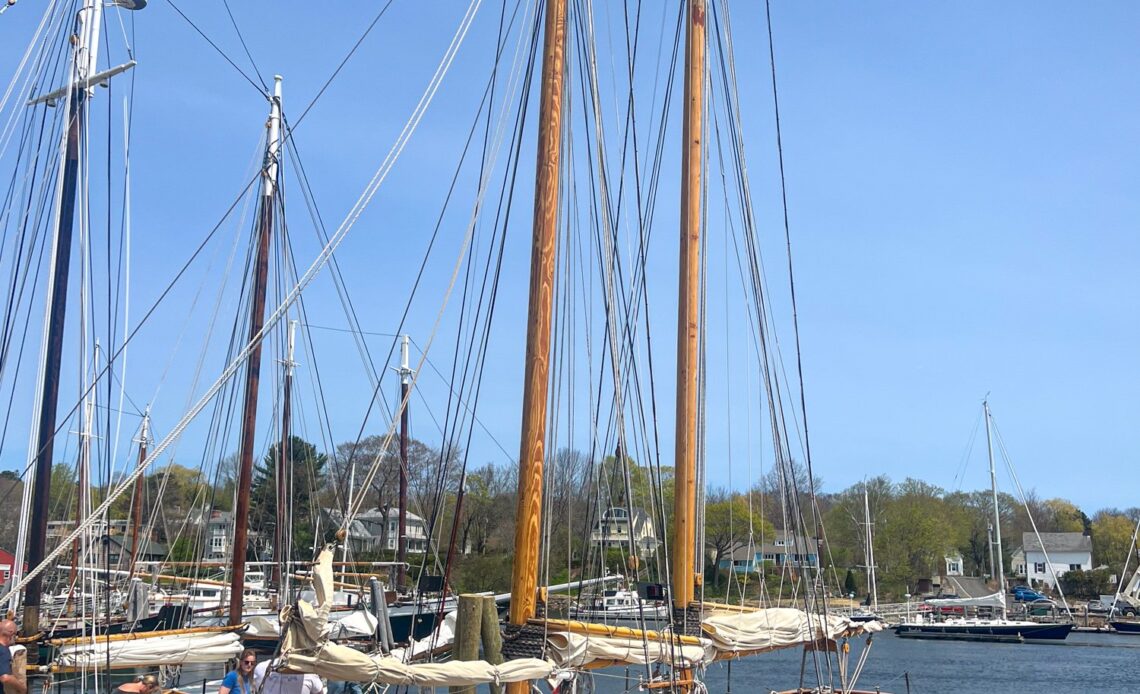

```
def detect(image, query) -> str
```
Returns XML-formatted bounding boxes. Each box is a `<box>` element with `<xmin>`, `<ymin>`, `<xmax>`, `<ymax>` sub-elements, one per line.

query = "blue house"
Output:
<box><xmin>717</xmin><ymin>532</ymin><xmax>820</xmax><ymax>574</ymax></box>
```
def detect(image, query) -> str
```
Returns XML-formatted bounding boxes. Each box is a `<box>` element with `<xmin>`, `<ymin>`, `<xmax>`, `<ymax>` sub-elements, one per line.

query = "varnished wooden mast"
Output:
<box><xmin>671</xmin><ymin>0</ymin><xmax>705</xmax><ymax>623</ymax></box>
<box><xmin>507</xmin><ymin>0</ymin><xmax>567</xmax><ymax>688</ymax></box>
<box><xmin>230</xmin><ymin>76</ymin><xmax>283</xmax><ymax>626</ymax></box>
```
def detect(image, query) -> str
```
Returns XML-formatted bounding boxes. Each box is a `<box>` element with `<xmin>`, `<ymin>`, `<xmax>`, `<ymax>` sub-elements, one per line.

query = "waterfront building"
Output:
<box><xmin>1022</xmin><ymin>532</ymin><xmax>1092</xmax><ymax>588</ymax></box>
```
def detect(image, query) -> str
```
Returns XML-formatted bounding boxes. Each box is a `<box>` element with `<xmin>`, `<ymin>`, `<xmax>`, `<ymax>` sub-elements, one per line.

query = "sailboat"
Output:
<box><xmin>893</xmin><ymin>400</ymin><xmax>1074</xmax><ymax>642</ymax></box>
<box><xmin>849</xmin><ymin>486</ymin><xmax>881</xmax><ymax>624</ymax></box>
<box><xmin>269</xmin><ymin>1</ymin><xmax>886</xmax><ymax>692</ymax></box>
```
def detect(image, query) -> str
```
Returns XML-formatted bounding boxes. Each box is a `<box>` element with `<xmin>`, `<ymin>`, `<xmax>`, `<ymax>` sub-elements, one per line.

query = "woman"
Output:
<box><xmin>219</xmin><ymin>649</ymin><xmax>257</xmax><ymax>694</ymax></box>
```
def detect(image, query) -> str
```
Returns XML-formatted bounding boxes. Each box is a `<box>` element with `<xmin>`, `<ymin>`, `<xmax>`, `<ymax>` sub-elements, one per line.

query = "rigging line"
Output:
<box><xmin>220</xmin><ymin>0</ymin><xmax>268</xmax><ymax>93</ymax></box>
<box><xmin>288</xmin><ymin>0</ymin><xmax>397</xmax><ymax>131</ymax></box>
<box><xmin>340</xmin><ymin>0</ymin><xmax>487</xmax><ymax>527</ymax></box>
<box><xmin>163</xmin><ymin>0</ymin><xmax>265</xmax><ymax>95</ymax></box>
<box><xmin>762</xmin><ymin>0</ymin><xmax>816</xmax><ymax>487</ymax></box>
<box><xmin>0</xmin><ymin>0</ymin><xmax>60</xmax><ymax>155</ymax></box>
<box><xmin>20</xmin><ymin>168</ymin><xmax>262</xmax><ymax>491</ymax></box>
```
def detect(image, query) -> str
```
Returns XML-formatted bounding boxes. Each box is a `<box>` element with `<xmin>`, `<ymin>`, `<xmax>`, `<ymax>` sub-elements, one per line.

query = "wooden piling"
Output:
<box><xmin>450</xmin><ymin>594</ymin><xmax>483</xmax><ymax>694</ymax></box>
<box><xmin>480</xmin><ymin>596</ymin><xmax>504</xmax><ymax>694</ymax></box>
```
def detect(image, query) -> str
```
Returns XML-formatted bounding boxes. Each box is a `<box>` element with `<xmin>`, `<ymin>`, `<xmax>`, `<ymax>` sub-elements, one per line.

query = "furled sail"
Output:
<box><xmin>54</xmin><ymin>630</ymin><xmax>244</xmax><ymax>669</ymax></box>
<box><xmin>922</xmin><ymin>592</ymin><xmax>1007</xmax><ymax>609</ymax></box>
<box><xmin>279</xmin><ymin>549</ymin><xmax>552</xmax><ymax>686</ymax></box>
<box><xmin>701</xmin><ymin>608</ymin><xmax>884</xmax><ymax>655</ymax></box>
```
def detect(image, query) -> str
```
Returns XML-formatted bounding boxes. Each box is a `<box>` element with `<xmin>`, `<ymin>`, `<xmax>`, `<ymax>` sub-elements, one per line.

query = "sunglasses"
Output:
<box><xmin>241</xmin><ymin>660</ymin><xmax>256</xmax><ymax>666</ymax></box>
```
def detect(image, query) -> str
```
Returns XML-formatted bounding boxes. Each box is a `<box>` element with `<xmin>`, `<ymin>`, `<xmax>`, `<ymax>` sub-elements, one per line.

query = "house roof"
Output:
<box><xmin>1022</xmin><ymin>532</ymin><xmax>1092</xmax><ymax>554</ymax></box>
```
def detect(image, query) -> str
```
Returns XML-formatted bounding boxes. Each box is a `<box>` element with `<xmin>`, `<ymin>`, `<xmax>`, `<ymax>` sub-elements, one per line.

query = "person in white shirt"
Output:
<box><xmin>253</xmin><ymin>659</ymin><xmax>324</xmax><ymax>694</ymax></box>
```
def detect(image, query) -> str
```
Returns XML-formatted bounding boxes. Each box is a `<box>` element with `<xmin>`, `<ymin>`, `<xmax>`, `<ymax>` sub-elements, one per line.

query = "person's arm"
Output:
<box><xmin>0</xmin><ymin>674</ymin><xmax>26</xmax><ymax>694</ymax></box>
<box><xmin>219</xmin><ymin>671</ymin><xmax>237</xmax><ymax>694</ymax></box>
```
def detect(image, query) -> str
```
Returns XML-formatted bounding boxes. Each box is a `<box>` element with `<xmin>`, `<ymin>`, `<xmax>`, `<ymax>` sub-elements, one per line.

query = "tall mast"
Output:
<box><xmin>20</xmin><ymin>0</ymin><xmax>138</xmax><ymax>638</ymax></box>
<box><xmin>984</xmin><ymin>400</ymin><xmax>1006</xmax><ymax>614</ymax></box>
<box><xmin>230</xmin><ymin>75</ymin><xmax>282</xmax><ymax>626</ymax></box>
<box><xmin>506</xmin><ymin>0</ymin><xmax>566</xmax><ymax>689</ymax></box>
<box><xmin>671</xmin><ymin>0</ymin><xmax>706</xmax><ymax>628</ymax></box>
<box><xmin>863</xmin><ymin>486</ymin><xmax>877</xmax><ymax>611</ymax></box>
<box><xmin>274</xmin><ymin>319</ymin><xmax>297</xmax><ymax>601</ymax></box>
<box><xmin>396</xmin><ymin>335</ymin><xmax>413</xmax><ymax>589</ymax></box>
<box><xmin>126</xmin><ymin>412</ymin><xmax>150</xmax><ymax>583</ymax></box>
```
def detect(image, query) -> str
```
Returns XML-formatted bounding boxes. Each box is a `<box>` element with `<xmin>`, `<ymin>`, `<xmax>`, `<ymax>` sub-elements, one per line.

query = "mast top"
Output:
<box><xmin>398</xmin><ymin>334</ymin><xmax>414</xmax><ymax>385</ymax></box>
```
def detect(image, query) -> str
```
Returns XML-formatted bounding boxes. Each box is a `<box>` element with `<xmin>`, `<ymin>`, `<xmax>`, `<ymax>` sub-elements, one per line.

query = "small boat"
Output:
<box><xmin>1109</xmin><ymin>620</ymin><xmax>1140</xmax><ymax>634</ymax></box>
<box><xmin>569</xmin><ymin>587</ymin><xmax>669</xmax><ymax>622</ymax></box>
<box><xmin>895</xmin><ymin>615</ymin><xmax>1073</xmax><ymax>642</ymax></box>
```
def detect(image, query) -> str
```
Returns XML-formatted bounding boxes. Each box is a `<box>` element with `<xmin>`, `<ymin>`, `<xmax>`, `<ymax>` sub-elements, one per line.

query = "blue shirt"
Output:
<box><xmin>221</xmin><ymin>669</ymin><xmax>253</xmax><ymax>694</ymax></box>
<box><xmin>0</xmin><ymin>644</ymin><xmax>11</xmax><ymax>678</ymax></box>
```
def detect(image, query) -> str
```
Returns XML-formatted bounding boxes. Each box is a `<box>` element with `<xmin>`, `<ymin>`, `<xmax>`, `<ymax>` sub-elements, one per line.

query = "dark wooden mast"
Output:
<box><xmin>19</xmin><ymin>0</ymin><xmax>141</xmax><ymax>640</ymax></box>
<box><xmin>126</xmin><ymin>414</ymin><xmax>150</xmax><ymax>583</ymax></box>
<box><xmin>507</xmin><ymin>0</ymin><xmax>566</xmax><ymax>690</ymax></box>
<box><xmin>23</xmin><ymin>66</ymin><xmax>88</xmax><ymax>646</ymax></box>
<box><xmin>230</xmin><ymin>76</ymin><xmax>282</xmax><ymax>626</ymax></box>
<box><xmin>671</xmin><ymin>0</ymin><xmax>705</xmax><ymax>634</ymax></box>
<box><xmin>396</xmin><ymin>335</ymin><xmax>412</xmax><ymax>589</ymax></box>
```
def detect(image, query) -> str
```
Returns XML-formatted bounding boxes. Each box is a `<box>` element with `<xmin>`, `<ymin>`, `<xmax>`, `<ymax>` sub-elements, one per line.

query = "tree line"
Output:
<box><xmin>3</xmin><ymin>444</ymin><xmax>1136</xmax><ymax>600</ymax></box>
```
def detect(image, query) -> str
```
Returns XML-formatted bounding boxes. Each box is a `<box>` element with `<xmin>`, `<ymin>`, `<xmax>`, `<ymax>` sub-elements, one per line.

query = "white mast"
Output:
<box><xmin>984</xmin><ymin>400</ymin><xmax>1007</xmax><ymax>615</ymax></box>
<box><xmin>863</xmin><ymin>486</ymin><xmax>878</xmax><ymax>611</ymax></box>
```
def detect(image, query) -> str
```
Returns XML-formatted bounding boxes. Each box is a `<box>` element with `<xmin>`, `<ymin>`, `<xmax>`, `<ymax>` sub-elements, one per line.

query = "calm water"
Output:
<box><xmin>589</xmin><ymin>630</ymin><xmax>1140</xmax><ymax>693</ymax></box>
<box><xmin>63</xmin><ymin>630</ymin><xmax>1140</xmax><ymax>694</ymax></box>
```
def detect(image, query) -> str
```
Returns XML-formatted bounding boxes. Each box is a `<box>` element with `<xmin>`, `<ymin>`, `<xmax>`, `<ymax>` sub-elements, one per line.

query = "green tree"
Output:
<box><xmin>250</xmin><ymin>436</ymin><xmax>328</xmax><ymax>561</ymax></box>
<box><xmin>1042</xmin><ymin>498</ymin><xmax>1088</xmax><ymax>534</ymax></box>
<box><xmin>1091</xmin><ymin>511</ymin><xmax>1136</xmax><ymax>570</ymax></box>
<box><xmin>875</xmin><ymin>478</ymin><xmax>952</xmax><ymax>596</ymax></box>
<box><xmin>844</xmin><ymin>568</ymin><xmax>857</xmax><ymax>596</ymax></box>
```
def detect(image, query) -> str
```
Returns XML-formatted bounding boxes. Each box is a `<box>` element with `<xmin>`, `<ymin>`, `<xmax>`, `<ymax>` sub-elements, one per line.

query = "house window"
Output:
<box><xmin>1034</xmin><ymin>562</ymin><xmax>1046</xmax><ymax>574</ymax></box>
<box><xmin>211</xmin><ymin>536</ymin><xmax>225</xmax><ymax>550</ymax></box>
<box><xmin>1069</xmin><ymin>564</ymin><xmax>1081</xmax><ymax>572</ymax></box>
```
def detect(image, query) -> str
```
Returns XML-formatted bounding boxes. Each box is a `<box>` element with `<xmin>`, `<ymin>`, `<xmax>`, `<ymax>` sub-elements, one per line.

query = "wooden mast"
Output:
<box><xmin>126</xmin><ymin>413</ymin><xmax>150</xmax><ymax>584</ymax></box>
<box><xmin>507</xmin><ymin>0</ymin><xmax>566</xmax><ymax>689</ymax></box>
<box><xmin>273</xmin><ymin>319</ymin><xmax>297</xmax><ymax>603</ymax></box>
<box><xmin>396</xmin><ymin>335</ymin><xmax>412</xmax><ymax>589</ymax></box>
<box><xmin>671</xmin><ymin>0</ymin><xmax>705</xmax><ymax>628</ymax></box>
<box><xmin>230</xmin><ymin>75</ymin><xmax>283</xmax><ymax>626</ymax></box>
<box><xmin>23</xmin><ymin>0</ymin><xmax>103</xmax><ymax>639</ymax></box>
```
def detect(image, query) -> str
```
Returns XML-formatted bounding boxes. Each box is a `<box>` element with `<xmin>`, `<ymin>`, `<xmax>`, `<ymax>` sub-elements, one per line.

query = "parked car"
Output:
<box><xmin>1012</xmin><ymin>587</ymin><xmax>1047</xmax><ymax>602</ymax></box>
<box><xmin>1027</xmin><ymin>598</ymin><xmax>1057</xmax><ymax>616</ymax></box>
<box><xmin>1087</xmin><ymin>600</ymin><xmax>1111</xmax><ymax>615</ymax></box>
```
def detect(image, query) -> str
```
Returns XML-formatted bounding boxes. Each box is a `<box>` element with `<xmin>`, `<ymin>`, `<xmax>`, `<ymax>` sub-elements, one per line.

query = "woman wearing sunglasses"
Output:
<box><xmin>219</xmin><ymin>649</ymin><xmax>258</xmax><ymax>694</ymax></box>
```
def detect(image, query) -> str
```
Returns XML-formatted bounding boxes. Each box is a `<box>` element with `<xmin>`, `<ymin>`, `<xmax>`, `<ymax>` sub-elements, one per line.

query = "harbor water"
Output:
<box><xmin>587</xmin><ymin>630</ymin><xmax>1140</xmax><ymax>693</ymax></box>
<box><xmin>54</xmin><ymin>630</ymin><xmax>1140</xmax><ymax>694</ymax></box>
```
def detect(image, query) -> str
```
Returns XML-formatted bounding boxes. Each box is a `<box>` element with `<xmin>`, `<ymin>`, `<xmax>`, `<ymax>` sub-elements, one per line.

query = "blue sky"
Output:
<box><xmin>0</xmin><ymin>1</ymin><xmax>1136</xmax><ymax>516</ymax></box>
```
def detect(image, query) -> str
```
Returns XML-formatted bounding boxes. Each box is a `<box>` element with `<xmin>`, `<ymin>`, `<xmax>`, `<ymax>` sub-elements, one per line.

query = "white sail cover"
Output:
<box><xmin>279</xmin><ymin>549</ymin><xmax>552</xmax><ymax>686</ymax></box>
<box><xmin>923</xmin><ymin>592</ymin><xmax>1006</xmax><ymax>609</ymax></box>
<box><xmin>545</xmin><ymin>631</ymin><xmax>709</xmax><ymax>668</ymax></box>
<box><xmin>55</xmin><ymin>630</ymin><xmax>244</xmax><ymax>668</ymax></box>
<box><xmin>701</xmin><ymin>608</ymin><xmax>883</xmax><ymax>654</ymax></box>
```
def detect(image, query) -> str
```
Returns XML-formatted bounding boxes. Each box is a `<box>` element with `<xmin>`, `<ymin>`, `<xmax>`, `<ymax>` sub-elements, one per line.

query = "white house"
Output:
<box><xmin>1023</xmin><ymin>532</ymin><xmax>1092</xmax><ymax>588</ymax></box>
<box><xmin>1010</xmin><ymin>547</ymin><xmax>1027</xmax><ymax>577</ymax></box>
<box><xmin>203</xmin><ymin>510</ymin><xmax>233</xmax><ymax>562</ymax></box>
<box><xmin>590</xmin><ymin>507</ymin><xmax>658</xmax><ymax>556</ymax></box>
<box><xmin>945</xmin><ymin>552</ymin><xmax>963</xmax><ymax>577</ymax></box>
